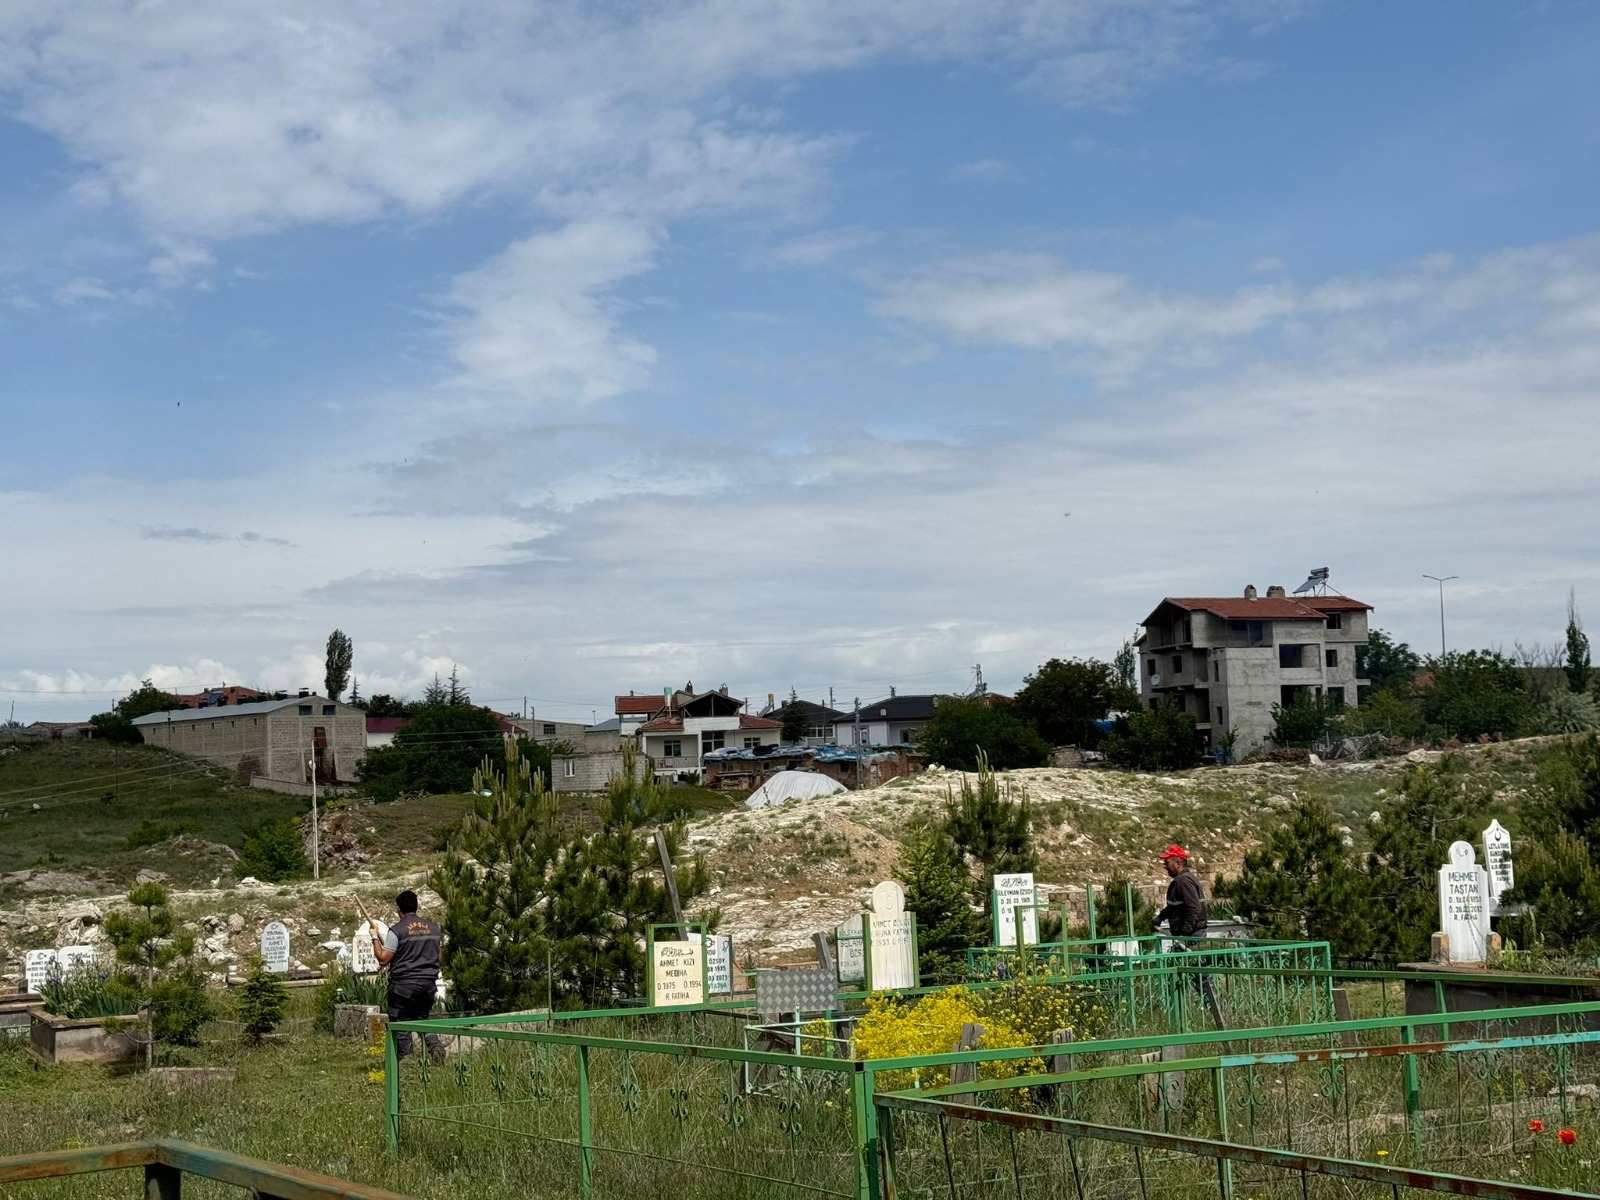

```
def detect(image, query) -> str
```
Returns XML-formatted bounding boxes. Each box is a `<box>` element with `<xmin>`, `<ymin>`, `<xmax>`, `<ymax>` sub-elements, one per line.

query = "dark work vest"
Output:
<box><xmin>388</xmin><ymin>913</ymin><xmax>441</xmax><ymax>992</ymax></box>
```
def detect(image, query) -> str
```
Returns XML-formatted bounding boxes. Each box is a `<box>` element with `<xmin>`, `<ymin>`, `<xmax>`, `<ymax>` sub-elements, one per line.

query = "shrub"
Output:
<box><xmin>1539</xmin><ymin>690</ymin><xmax>1600</xmax><ymax>735</ymax></box>
<box><xmin>41</xmin><ymin>969</ymin><xmax>143</xmax><ymax>1019</ymax></box>
<box><xmin>918</xmin><ymin>696</ymin><xmax>1051</xmax><ymax>770</ymax></box>
<box><xmin>1269</xmin><ymin>692</ymin><xmax>1341</xmax><ymax>747</ymax></box>
<box><xmin>313</xmin><ymin>968</ymin><xmax>390</xmax><ymax>1032</ymax></box>
<box><xmin>895</xmin><ymin>824</ymin><xmax>983</xmax><ymax>984</ymax></box>
<box><xmin>235</xmin><ymin>960</ymin><xmax>289</xmax><ymax>1043</ymax></box>
<box><xmin>237</xmin><ymin>817</ymin><xmax>310</xmax><ymax>882</ymax></box>
<box><xmin>149</xmin><ymin>968</ymin><xmax>213</xmax><ymax>1046</ymax></box>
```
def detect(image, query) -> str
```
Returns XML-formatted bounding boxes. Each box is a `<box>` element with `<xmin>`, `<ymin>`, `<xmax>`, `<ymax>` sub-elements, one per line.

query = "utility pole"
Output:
<box><xmin>1422</xmin><ymin>574</ymin><xmax>1459</xmax><ymax>658</ymax></box>
<box><xmin>308</xmin><ymin>756</ymin><xmax>320</xmax><ymax>882</ymax></box>
<box><xmin>853</xmin><ymin>697</ymin><xmax>862</xmax><ymax>789</ymax></box>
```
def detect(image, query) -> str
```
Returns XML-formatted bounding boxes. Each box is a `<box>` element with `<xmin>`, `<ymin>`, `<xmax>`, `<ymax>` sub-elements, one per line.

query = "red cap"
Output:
<box><xmin>1158</xmin><ymin>844</ymin><xmax>1188</xmax><ymax>860</ymax></box>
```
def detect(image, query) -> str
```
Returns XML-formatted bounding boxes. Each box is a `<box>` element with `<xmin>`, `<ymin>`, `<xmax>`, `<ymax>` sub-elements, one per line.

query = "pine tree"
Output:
<box><xmin>431</xmin><ymin>738</ymin><xmax>563</xmax><ymax>1014</ymax></box>
<box><xmin>895</xmin><ymin>824</ymin><xmax>982</xmax><ymax>983</ymax></box>
<box><xmin>780</xmin><ymin>688</ymin><xmax>808</xmax><ymax>745</ymax></box>
<box><xmin>324</xmin><ymin>630</ymin><xmax>353</xmax><ymax>701</ymax></box>
<box><xmin>235</xmin><ymin>959</ymin><xmax>289</xmax><ymax>1043</ymax></box>
<box><xmin>1365</xmin><ymin>757</ymin><xmax>1478</xmax><ymax>961</ymax></box>
<box><xmin>1567</xmin><ymin>590</ymin><xmax>1593</xmax><ymax>695</ymax></box>
<box><xmin>941</xmin><ymin>752</ymin><xmax>1037</xmax><ymax>923</ymax></box>
<box><xmin>104</xmin><ymin>882</ymin><xmax>197</xmax><ymax>1065</ymax></box>
<box><xmin>1214</xmin><ymin>798</ymin><xmax>1373</xmax><ymax>958</ymax></box>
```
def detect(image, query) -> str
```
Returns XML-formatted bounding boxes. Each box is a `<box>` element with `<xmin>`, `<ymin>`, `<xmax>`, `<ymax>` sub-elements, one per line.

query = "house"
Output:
<box><xmin>133</xmin><ymin>693</ymin><xmax>366</xmax><ymax>791</ymax></box>
<box><xmin>636</xmin><ymin>685</ymin><xmax>782</xmax><ymax>780</ymax></box>
<box><xmin>170</xmin><ymin>685</ymin><xmax>267</xmax><ymax>709</ymax></box>
<box><xmin>614</xmin><ymin>692</ymin><xmax>668</xmax><ymax>738</ymax></box>
<box><xmin>23</xmin><ymin>721</ymin><xmax>96</xmax><ymax>740</ymax></box>
<box><xmin>1137</xmin><ymin>583</ymin><xmax>1373</xmax><ymax>757</ymax></box>
<box><xmin>552</xmin><ymin>749</ymin><xmax>648</xmax><ymax>794</ymax></box>
<box><xmin>365</xmin><ymin>716</ymin><xmax>411</xmax><ymax>749</ymax></box>
<box><xmin>831</xmin><ymin>693</ymin><xmax>942</xmax><ymax>748</ymax></box>
<box><xmin>756</xmin><ymin>697</ymin><xmax>847</xmax><ymax>746</ymax></box>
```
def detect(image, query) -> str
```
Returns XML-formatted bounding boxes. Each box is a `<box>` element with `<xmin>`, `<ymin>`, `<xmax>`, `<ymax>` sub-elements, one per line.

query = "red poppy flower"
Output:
<box><xmin>1558</xmin><ymin>1129</ymin><xmax>1577</xmax><ymax>1146</ymax></box>
<box><xmin>1529</xmin><ymin>1120</ymin><xmax>1546</xmax><ymax>1133</ymax></box>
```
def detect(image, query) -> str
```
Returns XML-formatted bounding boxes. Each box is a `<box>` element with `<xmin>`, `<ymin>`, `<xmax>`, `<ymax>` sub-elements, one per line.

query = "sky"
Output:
<box><xmin>3</xmin><ymin>1</ymin><xmax>1599</xmax><ymax>724</ymax></box>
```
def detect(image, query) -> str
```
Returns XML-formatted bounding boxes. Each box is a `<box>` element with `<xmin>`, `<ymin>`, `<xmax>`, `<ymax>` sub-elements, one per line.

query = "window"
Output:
<box><xmin>1171</xmin><ymin>655</ymin><xmax>1183</xmax><ymax>674</ymax></box>
<box><xmin>743</xmin><ymin>737</ymin><xmax>760</xmax><ymax>749</ymax></box>
<box><xmin>322</xmin><ymin>704</ymin><xmax>336</xmax><ymax>715</ymax></box>
<box><xmin>1326</xmin><ymin>613</ymin><xmax>1343</xmax><ymax>630</ymax></box>
<box><xmin>808</xmin><ymin>725</ymin><xmax>827</xmax><ymax>741</ymax></box>
<box><xmin>563</xmin><ymin>760</ymin><xmax>576</xmax><ymax>778</ymax></box>
<box><xmin>1325</xmin><ymin>648</ymin><xmax>1339</xmax><ymax>668</ymax></box>
<box><xmin>1278</xmin><ymin>645</ymin><xmax>1306</xmax><ymax>669</ymax></box>
<box><xmin>1328</xmin><ymin>686</ymin><xmax>1346</xmax><ymax>709</ymax></box>
<box><xmin>1211</xmin><ymin>658</ymin><xmax>1221</xmax><ymax>682</ymax></box>
<box><xmin>297</xmin><ymin>704</ymin><xmax>312</xmax><ymax>715</ymax></box>
<box><xmin>542</xmin><ymin>722</ymin><xmax>557</xmax><ymax>735</ymax></box>
<box><xmin>901</xmin><ymin>728</ymin><xmax>919</xmax><ymax>744</ymax></box>
<box><xmin>701</xmin><ymin>731</ymin><xmax>725</xmax><ymax>752</ymax></box>
<box><xmin>1216</xmin><ymin>706</ymin><xmax>1225</xmax><ymax>727</ymax></box>
<box><xmin>663</xmin><ymin>739</ymin><xmax>682</xmax><ymax>757</ymax></box>
<box><xmin>1149</xmin><ymin>698</ymin><xmax>1159</xmax><ymax>710</ymax></box>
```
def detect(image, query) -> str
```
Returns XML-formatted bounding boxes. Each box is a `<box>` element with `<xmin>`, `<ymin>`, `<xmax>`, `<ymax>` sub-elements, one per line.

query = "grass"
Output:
<box><xmin>0</xmin><ymin>742</ymin><xmax>308</xmax><ymax>895</ymax></box>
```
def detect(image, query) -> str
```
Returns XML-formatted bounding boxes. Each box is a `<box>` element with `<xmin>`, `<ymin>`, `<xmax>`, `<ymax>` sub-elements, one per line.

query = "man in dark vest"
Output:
<box><xmin>1154</xmin><ymin>845</ymin><xmax>1208</xmax><ymax>938</ymax></box>
<box><xmin>369</xmin><ymin>890</ymin><xmax>443</xmax><ymax>1063</ymax></box>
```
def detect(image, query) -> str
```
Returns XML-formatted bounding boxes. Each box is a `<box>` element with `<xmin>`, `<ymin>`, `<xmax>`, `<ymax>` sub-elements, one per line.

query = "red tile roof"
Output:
<box><xmin>1157</xmin><ymin>595</ymin><xmax>1372</xmax><ymax>622</ymax></box>
<box><xmin>739</xmin><ymin>714</ymin><xmax>782</xmax><ymax>730</ymax></box>
<box><xmin>638</xmin><ymin>716</ymin><xmax>683</xmax><ymax>733</ymax></box>
<box><xmin>365</xmin><ymin>717</ymin><xmax>411</xmax><ymax>734</ymax></box>
<box><xmin>616</xmin><ymin>695</ymin><xmax>665</xmax><ymax>716</ymax></box>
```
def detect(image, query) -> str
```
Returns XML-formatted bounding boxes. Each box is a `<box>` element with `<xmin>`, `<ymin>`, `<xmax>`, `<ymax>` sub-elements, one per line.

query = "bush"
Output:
<box><xmin>41</xmin><ymin>969</ymin><xmax>143</xmax><ymax>1019</ymax></box>
<box><xmin>149</xmin><ymin>968</ymin><xmax>214</xmax><ymax>1046</ymax></box>
<box><xmin>237</xmin><ymin>817</ymin><xmax>310</xmax><ymax>882</ymax></box>
<box><xmin>1269</xmin><ymin>692</ymin><xmax>1341</xmax><ymax>747</ymax></box>
<box><xmin>235</xmin><ymin>960</ymin><xmax>289</xmax><ymax>1043</ymax></box>
<box><xmin>1101</xmin><ymin>702</ymin><xmax>1200</xmax><ymax>771</ymax></box>
<box><xmin>126</xmin><ymin>818</ymin><xmax>202</xmax><ymax>850</ymax></box>
<box><xmin>313</xmin><ymin>968</ymin><xmax>390</xmax><ymax>1033</ymax></box>
<box><xmin>1419</xmin><ymin>650</ymin><xmax>1535</xmax><ymax>740</ymax></box>
<box><xmin>1539</xmin><ymin>690</ymin><xmax>1600</xmax><ymax>735</ymax></box>
<box><xmin>895</xmin><ymin>824</ymin><xmax>983</xmax><ymax>984</ymax></box>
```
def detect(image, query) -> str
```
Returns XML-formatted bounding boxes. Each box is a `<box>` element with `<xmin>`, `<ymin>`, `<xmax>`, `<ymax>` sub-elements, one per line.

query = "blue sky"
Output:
<box><xmin>3</xmin><ymin>1</ymin><xmax>1598</xmax><ymax>722</ymax></box>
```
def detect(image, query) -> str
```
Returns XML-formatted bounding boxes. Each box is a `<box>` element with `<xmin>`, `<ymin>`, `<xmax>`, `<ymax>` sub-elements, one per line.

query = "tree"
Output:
<box><xmin>358</xmin><ymin>702</ymin><xmax>507</xmax><ymax>801</ymax></box>
<box><xmin>1419</xmin><ymin>650</ymin><xmax>1535</xmax><ymax>740</ymax></box>
<box><xmin>237</xmin><ymin>817</ymin><xmax>310</xmax><ymax>882</ymax></box>
<box><xmin>235</xmin><ymin>959</ymin><xmax>289</xmax><ymax>1043</ymax></box>
<box><xmin>918</xmin><ymin>696</ymin><xmax>1051</xmax><ymax>771</ymax></box>
<box><xmin>324</xmin><ymin>630</ymin><xmax>353</xmax><ymax>701</ymax></box>
<box><xmin>363</xmin><ymin>693</ymin><xmax>416</xmax><ymax>718</ymax></box>
<box><xmin>1213</xmin><ymin>798</ymin><xmax>1373</xmax><ymax>958</ymax></box>
<box><xmin>1364</xmin><ymin>757</ymin><xmax>1479</xmax><ymax>961</ymax></box>
<box><xmin>1567</xmin><ymin>591</ymin><xmax>1592</xmax><ymax>695</ymax></box>
<box><xmin>1090</xmin><ymin>876</ymin><xmax>1159</xmax><ymax>937</ymax></box>
<box><xmin>1356</xmin><ymin>630</ymin><xmax>1421</xmax><ymax>696</ymax></box>
<box><xmin>780</xmin><ymin>688</ymin><xmax>808</xmax><ymax>745</ymax></box>
<box><xmin>1341</xmin><ymin>689</ymin><xmax>1428</xmax><ymax>741</ymax></box>
<box><xmin>1269</xmin><ymin>691</ymin><xmax>1341</xmax><ymax>747</ymax></box>
<box><xmin>1100</xmin><ymin>702</ymin><xmax>1200</xmax><ymax>771</ymax></box>
<box><xmin>1013</xmin><ymin>658</ymin><xmax>1131</xmax><ymax>748</ymax></box>
<box><xmin>895</xmin><ymin>824</ymin><xmax>983</xmax><ymax>983</ymax></box>
<box><xmin>104</xmin><ymin>882</ymin><xmax>200</xmax><ymax>1064</ymax></box>
<box><xmin>1112</xmin><ymin>639</ymin><xmax>1137</xmax><ymax>696</ymax></box>
<box><xmin>89</xmin><ymin>679</ymin><xmax>179</xmax><ymax>744</ymax></box>
<box><xmin>1523</xmin><ymin>733</ymin><xmax>1600</xmax><ymax>855</ymax></box>
<box><xmin>1497</xmin><ymin>736</ymin><xmax>1600</xmax><ymax>957</ymax></box>
<box><xmin>941</xmin><ymin>754</ymin><xmax>1037</xmax><ymax>925</ymax></box>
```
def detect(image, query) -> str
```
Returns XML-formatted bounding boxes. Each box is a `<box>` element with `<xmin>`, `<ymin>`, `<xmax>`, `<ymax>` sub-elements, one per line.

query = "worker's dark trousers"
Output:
<box><xmin>387</xmin><ymin>985</ymin><xmax>442</xmax><ymax>1060</ymax></box>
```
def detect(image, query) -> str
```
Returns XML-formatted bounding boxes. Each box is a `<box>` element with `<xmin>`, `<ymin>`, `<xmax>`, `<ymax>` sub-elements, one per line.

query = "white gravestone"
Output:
<box><xmin>261</xmin><ymin>921</ymin><xmax>291</xmax><ymax>974</ymax></box>
<box><xmin>868</xmin><ymin>880</ymin><xmax>917</xmax><ymax>991</ymax></box>
<box><xmin>994</xmin><ymin>872</ymin><xmax>1039</xmax><ymax>947</ymax></box>
<box><xmin>836</xmin><ymin>914</ymin><xmax>865</xmax><ymax>985</ymax></box>
<box><xmin>702</xmin><ymin>933</ymin><xmax>733</xmax><ymax>995</ymax></box>
<box><xmin>351</xmin><ymin>918</ymin><xmax>388</xmax><ymax>975</ymax></box>
<box><xmin>1483</xmin><ymin>820</ymin><xmax>1514</xmax><ymax>913</ymax></box>
<box><xmin>652</xmin><ymin>937</ymin><xmax>704</xmax><ymax>1008</ymax></box>
<box><xmin>1438</xmin><ymin>840</ymin><xmax>1491</xmax><ymax>963</ymax></box>
<box><xmin>24</xmin><ymin>949</ymin><xmax>58</xmax><ymax>995</ymax></box>
<box><xmin>57</xmin><ymin>945</ymin><xmax>99</xmax><ymax>977</ymax></box>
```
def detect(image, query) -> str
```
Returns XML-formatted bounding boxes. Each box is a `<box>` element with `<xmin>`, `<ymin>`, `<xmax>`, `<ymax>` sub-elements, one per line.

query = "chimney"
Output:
<box><xmin>298</xmin><ymin>688</ymin><xmax>310</xmax><ymax>697</ymax></box>
<box><xmin>719</xmin><ymin>684</ymin><xmax>729</xmax><ymax>696</ymax></box>
<box><xmin>889</xmin><ymin>686</ymin><xmax>896</xmax><ymax>698</ymax></box>
<box><xmin>1266</xmin><ymin>585</ymin><xmax>1287</xmax><ymax>598</ymax></box>
<box><xmin>767</xmin><ymin>693</ymin><xmax>774</xmax><ymax>708</ymax></box>
<box><xmin>1243</xmin><ymin>585</ymin><xmax>1258</xmax><ymax>600</ymax></box>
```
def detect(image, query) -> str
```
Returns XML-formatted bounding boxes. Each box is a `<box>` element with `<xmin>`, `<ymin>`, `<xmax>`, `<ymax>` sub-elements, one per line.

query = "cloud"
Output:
<box><xmin>948</xmin><ymin>157</ymin><xmax>1022</xmax><ymax>183</ymax></box>
<box><xmin>442</xmin><ymin>218</ymin><xmax>660</xmax><ymax>405</ymax></box>
<box><xmin>53</xmin><ymin>276</ymin><xmax>114</xmax><ymax>304</ymax></box>
<box><xmin>763</xmin><ymin>227</ymin><xmax>881</xmax><ymax>269</ymax></box>
<box><xmin>142</xmin><ymin>526</ymin><xmax>294</xmax><ymax>547</ymax></box>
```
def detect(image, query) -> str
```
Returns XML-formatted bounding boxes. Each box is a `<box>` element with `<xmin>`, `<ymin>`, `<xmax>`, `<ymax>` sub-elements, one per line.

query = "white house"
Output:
<box><xmin>636</xmin><ymin>686</ymin><xmax>782</xmax><ymax>780</ymax></box>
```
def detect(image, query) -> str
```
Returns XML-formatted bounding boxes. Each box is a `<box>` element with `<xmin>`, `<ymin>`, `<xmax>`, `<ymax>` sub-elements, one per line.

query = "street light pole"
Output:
<box><xmin>308</xmin><ymin>756</ymin><xmax>320</xmax><ymax>882</ymax></box>
<box><xmin>1422</xmin><ymin>574</ymin><xmax>1459</xmax><ymax>658</ymax></box>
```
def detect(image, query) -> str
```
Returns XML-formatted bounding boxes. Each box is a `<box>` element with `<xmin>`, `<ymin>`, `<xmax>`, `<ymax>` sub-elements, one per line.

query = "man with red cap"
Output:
<box><xmin>1154</xmin><ymin>845</ymin><xmax>1208</xmax><ymax>938</ymax></box>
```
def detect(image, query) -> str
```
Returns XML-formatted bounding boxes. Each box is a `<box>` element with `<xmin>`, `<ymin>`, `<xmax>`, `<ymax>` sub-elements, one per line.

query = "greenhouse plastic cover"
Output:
<box><xmin>745</xmin><ymin>770</ymin><xmax>847</xmax><ymax>809</ymax></box>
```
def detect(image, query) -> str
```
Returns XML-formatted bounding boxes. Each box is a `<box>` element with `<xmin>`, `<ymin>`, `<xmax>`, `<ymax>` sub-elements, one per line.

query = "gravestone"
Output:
<box><xmin>703</xmin><ymin>933</ymin><xmax>733</xmax><ymax>996</ymax></box>
<box><xmin>1483</xmin><ymin>820</ymin><xmax>1514</xmax><ymax>912</ymax></box>
<box><xmin>651</xmin><ymin>937</ymin><xmax>704</xmax><ymax>1008</ymax></box>
<box><xmin>351</xmin><ymin>918</ymin><xmax>388</xmax><ymax>975</ymax></box>
<box><xmin>754</xmin><ymin>968</ymin><xmax>838</xmax><ymax>1018</ymax></box>
<box><xmin>868</xmin><ymin>880</ymin><xmax>916</xmax><ymax>991</ymax></box>
<box><xmin>24</xmin><ymin>948</ymin><xmax>58</xmax><ymax>995</ymax></box>
<box><xmin>1437</xmin><ymin>840</ymin><xmax>1491</xmax><ymax>963</ymax></box>
<box><xmin>260</xmin><ymin>922</ymin><xmax>290</xmax><ymax>974</ymax></box>
<box><xmin>993</xmin><ymin>872</ymin><xmax>1039</xmax><ymax>947</ymax></box>
<box><xmin>57</xmin><ymin>945</ymin><xmax>99</xmax><ymax>977</ymax></box>
<box><xmin>836</xmin><ymin>915</ymin><xmax>865</xmax><ymax>985</ymax></box>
